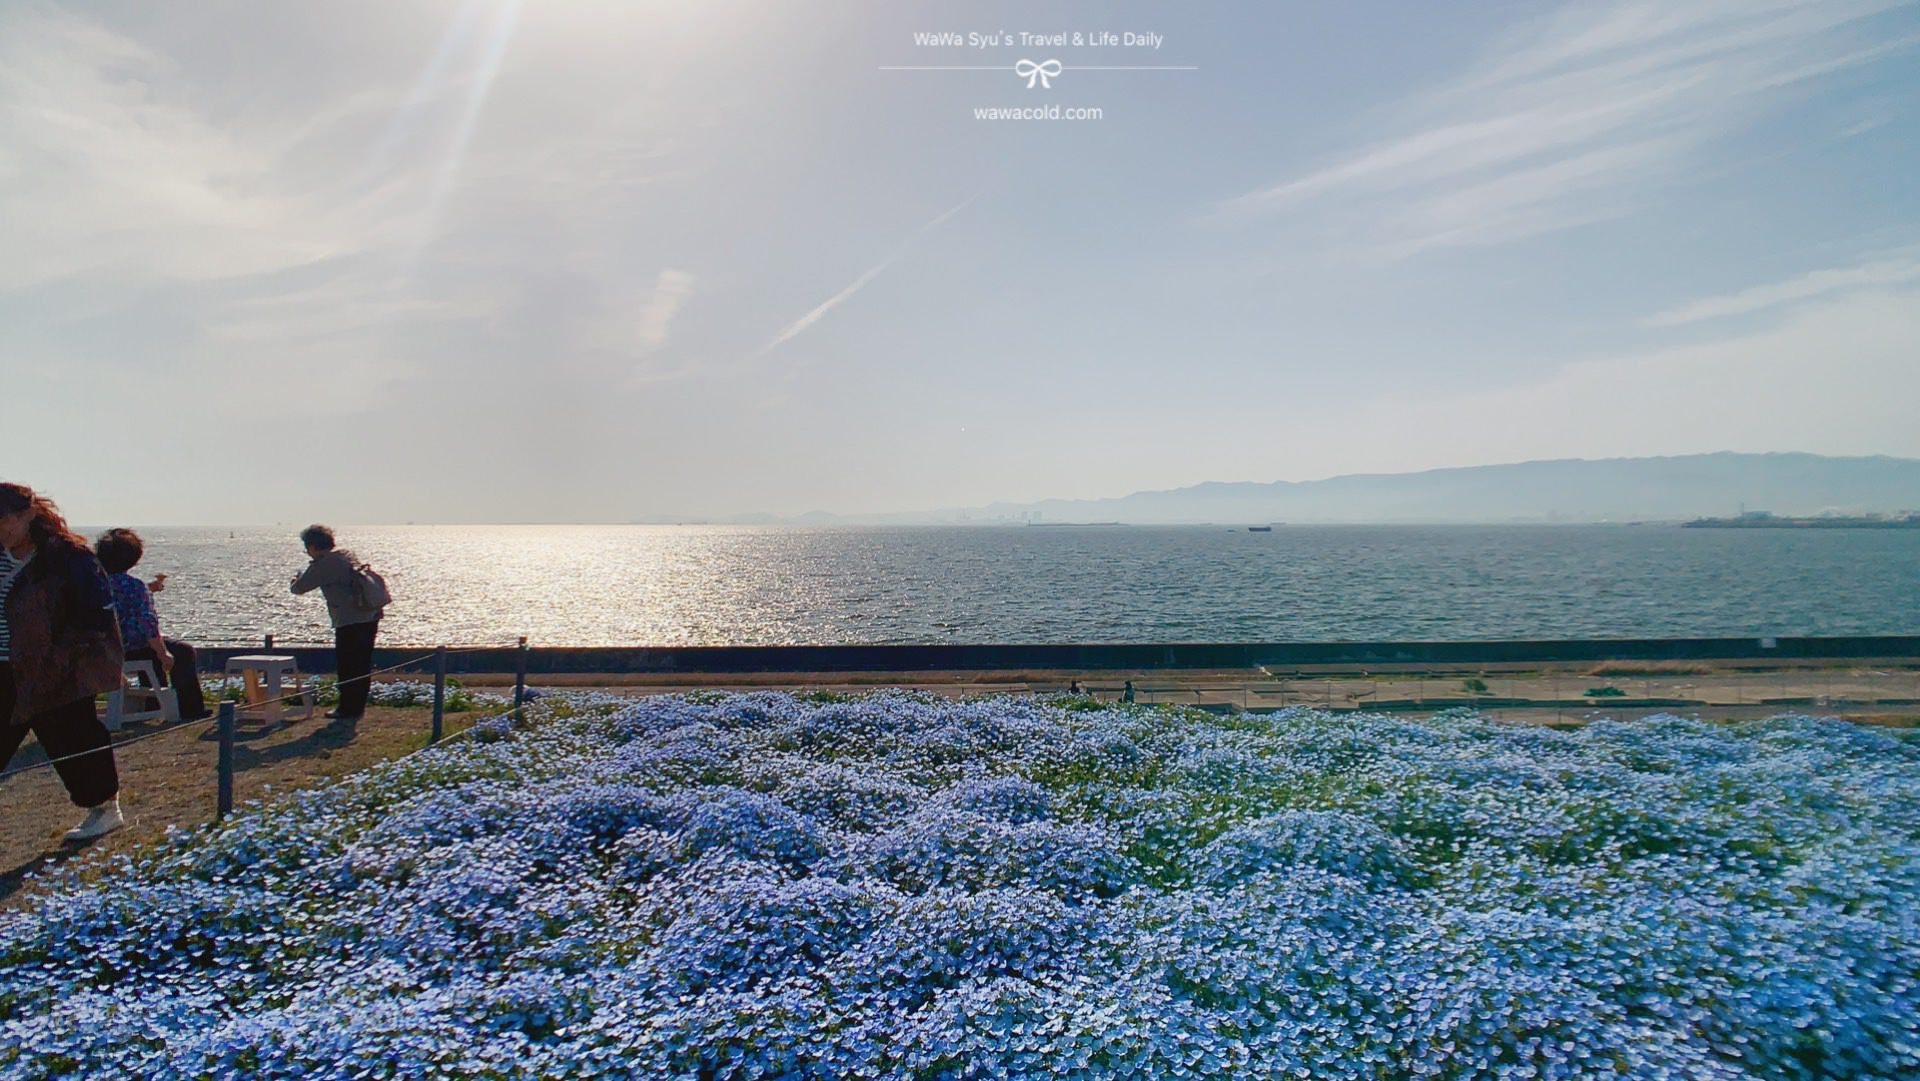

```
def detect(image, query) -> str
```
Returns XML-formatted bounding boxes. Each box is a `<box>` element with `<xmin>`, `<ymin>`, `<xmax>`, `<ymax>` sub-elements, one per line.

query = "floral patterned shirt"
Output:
<box><xmin>108</xmin><ymin>571</ymin><xmax>160</xmax><ymax>648</ymax></box>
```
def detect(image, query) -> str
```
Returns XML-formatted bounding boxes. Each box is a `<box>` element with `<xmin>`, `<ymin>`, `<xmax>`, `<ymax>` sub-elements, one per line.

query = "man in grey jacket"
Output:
<box><xmin>290</xmin><ymin>524</ymin><xmax>383</xmax><ymax>721</ymax></box>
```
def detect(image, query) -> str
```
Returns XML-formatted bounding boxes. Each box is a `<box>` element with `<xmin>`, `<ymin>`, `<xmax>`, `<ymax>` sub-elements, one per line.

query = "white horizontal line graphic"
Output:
<box><xmin>878</xmin><ymin>66</ymin><xmax>1198</xmax><ymax>70</ymax></box>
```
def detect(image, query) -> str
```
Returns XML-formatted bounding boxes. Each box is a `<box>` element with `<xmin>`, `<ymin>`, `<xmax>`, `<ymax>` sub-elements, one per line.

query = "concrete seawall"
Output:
<box><xmin>196</xmin><ymin>635</ymin><xmax>1920</xmax><ymax>677</ymax></box>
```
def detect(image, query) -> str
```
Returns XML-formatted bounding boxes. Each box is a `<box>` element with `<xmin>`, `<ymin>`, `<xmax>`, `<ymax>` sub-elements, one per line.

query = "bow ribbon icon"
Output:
<box><xmin>1013</xmin><ymin>58</ymin><xmax>1062</xmax><ymax>89</ymax></box>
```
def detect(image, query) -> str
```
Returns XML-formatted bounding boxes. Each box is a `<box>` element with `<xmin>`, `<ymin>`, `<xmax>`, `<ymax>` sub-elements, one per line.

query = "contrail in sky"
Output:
<box><xmin>755</xmin><ymin>195</ymin><xmax>977</xmax><ymax>359</ymax></box>
<box><xmin>357</xmin><ymin>0</ymin><xmax>486</xmax><ymax>187</ymax></box>
<box><xmin>402</xmin><ymin>0</ymin><xmax>521</xmax><ymax>269</ymax></box>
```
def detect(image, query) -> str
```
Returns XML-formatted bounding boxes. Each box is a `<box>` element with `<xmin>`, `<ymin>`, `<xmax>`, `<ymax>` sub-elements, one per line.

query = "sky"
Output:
<box><xmin>3</xmin><ymin>0</ymin><xmax>1919</xmax><ymax>525</ymax></box>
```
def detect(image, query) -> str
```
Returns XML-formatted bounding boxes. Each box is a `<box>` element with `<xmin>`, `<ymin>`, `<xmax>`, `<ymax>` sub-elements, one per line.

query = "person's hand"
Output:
<box><xmin>147</xmin><ymin>573</ymin><xmax>168</xmax><ymax>593</ymax></box>
<box><xmin>157</xmin><ymin>649</ymin><xmax>175</xmax><ymax>674</ymax></box>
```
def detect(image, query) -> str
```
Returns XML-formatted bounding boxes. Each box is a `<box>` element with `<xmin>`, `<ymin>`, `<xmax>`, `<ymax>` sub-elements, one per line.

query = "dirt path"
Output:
<box><xmin>453</xmin><ymin>663</ymin><xmax>1920</xmax><ymax>713</ymax></box>
<box><xmin>0</xmin><ymin>706</ymin><xmax>481</xmax><ymax>909</ymax></box>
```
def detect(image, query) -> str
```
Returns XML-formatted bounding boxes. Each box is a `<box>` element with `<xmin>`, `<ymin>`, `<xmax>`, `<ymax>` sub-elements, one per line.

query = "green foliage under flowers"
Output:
<box><xmin>200</xmin><ymin>676</ymin><xmax>508</xmax><ymax>712</ymax></box>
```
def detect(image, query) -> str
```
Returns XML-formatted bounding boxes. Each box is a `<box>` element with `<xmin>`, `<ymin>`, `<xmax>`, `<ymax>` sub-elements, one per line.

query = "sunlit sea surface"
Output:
<box><xmin>103</xmin><ymin>525</ymin><xmax>1920</xmax><ymax>647</ymax></box>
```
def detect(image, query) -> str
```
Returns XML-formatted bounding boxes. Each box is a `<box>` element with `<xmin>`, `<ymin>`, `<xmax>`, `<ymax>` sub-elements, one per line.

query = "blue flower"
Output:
<box><xmin>0</xmin><ymin>693</ymin><xmax>1913</xmax><ymax>1080</ymax></box>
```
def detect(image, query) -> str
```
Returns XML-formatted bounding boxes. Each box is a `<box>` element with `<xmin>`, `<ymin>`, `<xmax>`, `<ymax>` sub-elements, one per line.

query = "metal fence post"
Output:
<box><xmin>216</xmin><ymin>702</ymin><xmax>235</xmax><ymax>820</ymax></box>
<box><xmin>432</xmin><ymin>645</ymin><xmax>447</xmax><ymax>744</ymax></box>
<box><xmin>514</xmin><ymin>636</ymin><xmax>529</xmax><ymax>719</ymax></box>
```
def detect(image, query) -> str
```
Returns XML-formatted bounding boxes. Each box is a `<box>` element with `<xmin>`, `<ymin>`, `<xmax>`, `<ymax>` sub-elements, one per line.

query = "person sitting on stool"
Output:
<box><xmin>95</xmin><ymin>529</ymin><xmax>208</xmax><ymax>721</ymax></box>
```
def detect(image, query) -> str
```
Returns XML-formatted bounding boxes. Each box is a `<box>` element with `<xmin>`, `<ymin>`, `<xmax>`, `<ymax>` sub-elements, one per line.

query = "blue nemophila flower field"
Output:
<box><xmin>2</xmin><ymin>692</ymin><xmax>1917</xmax><ymax>1080</ymax></box>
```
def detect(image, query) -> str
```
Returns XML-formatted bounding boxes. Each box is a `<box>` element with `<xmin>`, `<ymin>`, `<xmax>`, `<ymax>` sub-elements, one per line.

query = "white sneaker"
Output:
<box><xmin>64</xmin><ymin>800</ymin><xmax>125</xmax><ymax>843</ymax></box>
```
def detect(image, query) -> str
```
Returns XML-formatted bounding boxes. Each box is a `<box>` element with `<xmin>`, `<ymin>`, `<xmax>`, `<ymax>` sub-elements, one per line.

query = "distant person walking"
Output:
<box><xmin>95</xmin><ymin>528</ymin><xmax>209</xmax><ymax>720</ymax></box>
<box><xmin>0</xmin><ymin>483</ymin><xmax>127</xmax><ymax>841</ymax></box>
<box><xmin>290</xmin><ymin>525</ymin><xmax>387</xmax><ymax>721</ymax></box>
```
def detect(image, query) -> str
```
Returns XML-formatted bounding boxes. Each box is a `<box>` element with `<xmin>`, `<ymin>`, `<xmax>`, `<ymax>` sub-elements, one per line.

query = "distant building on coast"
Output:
<box><xmin>1682</xmin><ymin>510</ymin><xmax>1920</xmax><ymax>528</ymax></box>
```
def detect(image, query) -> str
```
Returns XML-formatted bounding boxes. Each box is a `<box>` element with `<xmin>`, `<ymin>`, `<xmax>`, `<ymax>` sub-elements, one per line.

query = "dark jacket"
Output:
<box><xmin>291</xmin><ymin>549</ymin><xmax>382</xmax><ymax>629</ymax></box>
<box><xmin>4</xmin><ymin>541</ymin><xmax>124</xmax><ymax>727</ymax></box>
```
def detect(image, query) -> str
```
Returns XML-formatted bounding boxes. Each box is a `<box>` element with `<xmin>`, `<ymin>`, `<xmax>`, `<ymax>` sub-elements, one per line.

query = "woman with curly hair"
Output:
<box><xmin>0</xmin><ymin>483</ymin><xmax>126</xmax><ymax>841</ymax></box>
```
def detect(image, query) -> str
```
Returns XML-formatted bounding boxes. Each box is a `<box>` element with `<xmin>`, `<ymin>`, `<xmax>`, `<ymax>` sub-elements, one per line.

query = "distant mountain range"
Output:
<box><xmin>701</xmin><ymin>453</ymin><xmax>1920</xmax><ymax>526</ymax></box>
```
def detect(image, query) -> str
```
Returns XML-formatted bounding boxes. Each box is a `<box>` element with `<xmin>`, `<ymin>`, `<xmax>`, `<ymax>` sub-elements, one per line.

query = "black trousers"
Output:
<box><xmin>125</xmin><ymin>639</ymin><xmax>208</xmax><ymax>719</ymax></box>
<box><xmin>0</xmin><ymin>663</ymin><xmax>121</xmax><ymax>808</ymax></box>
<box><xmin>335</xmin><ymin>620</ymin><xmax>379</xmax><ymax>717</ymax></box>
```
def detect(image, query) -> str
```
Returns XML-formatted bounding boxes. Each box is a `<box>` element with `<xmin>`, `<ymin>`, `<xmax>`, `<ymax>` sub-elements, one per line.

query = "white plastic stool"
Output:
<box><xmin>223</xmin><ymin>654</ymin><xmax>315</xmax><ymax>727</ymax></box>
<box><xmin>104</xmin><ymin>660</ymin><xmax>180</xmax><ymax>732</ymax></box>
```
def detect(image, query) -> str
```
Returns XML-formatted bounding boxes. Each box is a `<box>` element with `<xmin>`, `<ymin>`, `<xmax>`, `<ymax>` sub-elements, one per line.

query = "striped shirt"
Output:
<box><xmin>0</xmin><ymin>549</ymin><xmax>22</xmax><ymax>661</ymax></box>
